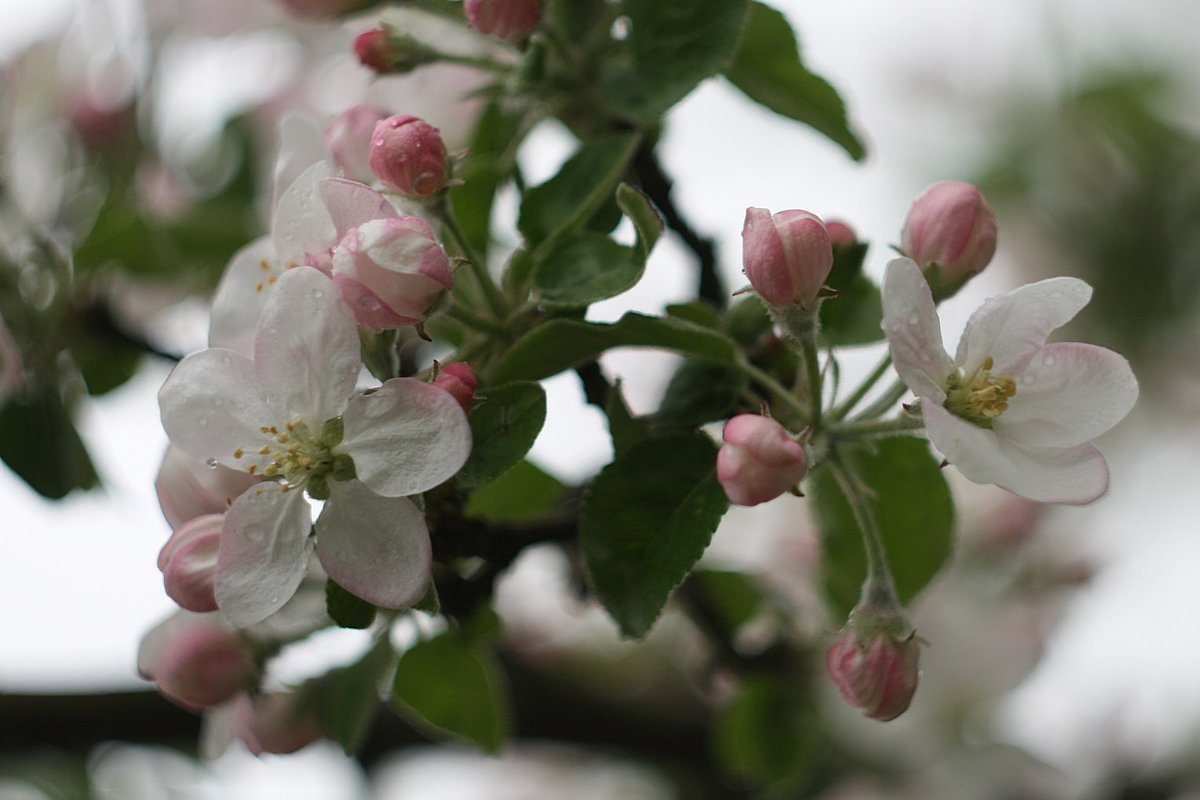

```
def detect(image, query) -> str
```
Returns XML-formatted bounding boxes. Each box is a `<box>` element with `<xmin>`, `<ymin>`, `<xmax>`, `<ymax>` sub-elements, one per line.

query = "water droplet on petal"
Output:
<box><xmin>1050</xmin><ymin>291</ymin><xmax>1062</xmax><ymax>299</ymax></box>
<box><xmin>312</xmin><ymin>289</ymin><xmax>324</xmax><ymax>298</ymax></box>
<box><xmin>205</xmin><ymin>458</ymin><xmax>219</xmax><ymax>469</ymax></box>
<box><xmin>197</xmin><ymin>416</ymin><xmax>209</xmax><ymax>427</ymax></box>
<box><xmin>908</xmin><ymin>313</ymin><xmax>919</xmax><ymax>325</ymax></box>
<box><xmin>1043</xmin><ymin>355</ymin><xmax>1056</xmax><ymax>366</ymax></box>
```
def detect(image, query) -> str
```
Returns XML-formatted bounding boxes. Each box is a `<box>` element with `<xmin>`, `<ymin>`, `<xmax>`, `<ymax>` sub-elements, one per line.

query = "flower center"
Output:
<box><xmin>231</xmin><ymin>418</ymin><xmax>343</xmax><ymax>494</ymax></box>
<box><xmin>943</xmin><ymin>356</ymin><xmax>1016</xmax><ymax>427</ymax></box>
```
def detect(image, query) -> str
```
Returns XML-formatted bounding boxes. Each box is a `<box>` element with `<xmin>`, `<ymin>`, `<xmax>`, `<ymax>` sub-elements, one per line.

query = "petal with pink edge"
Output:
<box><xmin>339</xmin><ymin>378</ymin><xmax>472</xmax><ymax>497</ymax></box>
<box><xmin>215</xmin><ymin>483</ymin><xmax>314</xmax><ymax>628</ymax></box>
<box><xmin>155</xmin><ymin>445</ymin><xmax>257</xmax><ymax>530</ymax></box>
<box><xmin>316</xmin><ymin>480</ymin><xmax>431</xmax><ymax>609</ymax></box>
<box><xmin>319</xmin><ymin>177</ymin><xmax>398</xmax><ymax>238</ymax></box>
<box><xmin>996</xmin><ymin>342</ymin><xmax>1138</xmax><ymax>449</ymax></box>
<box><xmin>273</xmin><ymin>161</ymin><xmax>337</xmax><ymax>269</ymax></box>
<box><xmin>923</xmin><ymin>402</ymin><xmax>1109</xmax><ymax>504</ymax></box>
<box><xmin>881</xmin><ymin>258</ymin><xmax>955</xmax><ymax>402</ymax></box>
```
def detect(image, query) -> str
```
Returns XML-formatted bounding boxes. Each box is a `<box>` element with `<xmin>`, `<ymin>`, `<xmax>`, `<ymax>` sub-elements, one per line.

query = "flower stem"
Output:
<box><xmin>830</xmin><ymin>352</ymin><xmax>893</xmax><ymax>421</ymax></box>
<box><xmin>827</xmin><ymin>414</ymin><xmax>924</xmax><ymax>439</ymax></box>
<box><xmin>737</xmin><ymin>357</ymin><xmax>808</xmax><ymax>422</ymax></box>
<box><xmin>828</xmin><ymin>452</ymin><xmax>901</xmax><ymax>611</ymax></box>
<box><xmin>852</xmin><ymin>378</ymin><xmax>909</xmax><ymax>422</ymax></box>
<box><xmin>447</xmin><ymin>304</ymin><xmax>512</xmax><ymax>338</ymax></box>
<box><xmin>799</xmin><ymin>334</ymin><xmax>824</xmax><ymax>431</ymax></box>
<box><xmin>437</xmin><ymin>199</ymin><xmax>509</xmax><ymax>322</ymax></box>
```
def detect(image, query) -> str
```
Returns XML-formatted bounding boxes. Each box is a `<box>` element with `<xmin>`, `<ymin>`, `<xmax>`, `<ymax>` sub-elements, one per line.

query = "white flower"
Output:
<box><xmin>881</xmin><ymin>258</ymin><xmax>1137</xmax><ymax>504</ymax></box>
<box><xmin>160</xmin><ymin>266</ymin><xmax>471</xmax><ymax>626</ymax></box>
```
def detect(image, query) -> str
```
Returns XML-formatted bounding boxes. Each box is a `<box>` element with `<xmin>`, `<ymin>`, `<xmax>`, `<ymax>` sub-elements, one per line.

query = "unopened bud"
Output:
<box><xmin>369</xmin><ymin>115</ymin><xmax>449</xmax><ymax>198</ymax></box>
<box><xmin>233</xmin><ymin>693</ymin><xmax>323</xmax><ymax>755</ymax></box>
<box><xmin>824</xmin><ymin>219</ymin><xmax>858</xmax><ymax>248</ymax></box>
<box><xmin>148</xmin><ymin>620</ymin><xmax>257</xmax><ymax>710</ymax></box>
<box><xmin>742</xmin><ymin>207</ymin><xmax>833</xmax><ymax>308</ymax></box>
<box><xmin>716</xmin><ymin>414</ymin><xmax>807</xmax><ymax>506</ymax></box>
<box><xmin>325</xmin><ymin>105</ymin><xmax>390</xmax><ymax>184</ymax></box>
<box><xmin>159</xmin><ymin>514</ymin><xmax>222</xmax><ymax>613</ymax></box>
<box><xmin>434</xmin><ymin>362</ymin><xmax>478</xmax><ymax>411</ymax></box>
<box><xmin>465</xmin><ymin>0</ymin><xmax>542</xmax><ymax>43</ymax></box>
<box><xmin>826</xmin><ymin>626</ymin><xmax>920</xmax><ymax>721</ymax></box>
<box><xmin>354</xmin><ymin>26</ymin><xmax>441</xmax><ymax>75</ymax></box>
<box><xmin>900</xmin><ymin>181</ymin><xmax>997</xmax><ymax>299</ymax></box>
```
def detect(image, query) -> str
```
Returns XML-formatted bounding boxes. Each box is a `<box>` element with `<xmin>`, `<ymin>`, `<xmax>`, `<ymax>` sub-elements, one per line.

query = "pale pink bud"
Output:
<box><xmin>354</xmin><ymin>26</ymin><xmax>441</xmax><ymax>75</ymax></box>
<box><xmin>233</xmin><ymin>693</ymin><xmax>323</xmax><ymax>755</ymax></box>
<box><xmin>716</xmin><ymin>414</ymin><xmax>807</xmax><ymax>506</ymax></box>
<box><xmin>276</xmin><ymin>0</ymin><xmax>365</xmax><ymax>17</ymax></box>
<box><xmin>158</xmin><ymin>514</ymin><xmax>222</xmax><ymax>613</ymax></box>
<box><xmin>826</xmin><ymin>628</ymin><xmax>920</xmax><ymax>721</ymax></box>
<box><xmin>155</xmin><ymin>446</ymin><xmax>257</xmax><ymax>531</ymax></box>
<box><xmin>434</xmin><ymin>362</ymin><xmax>478</xmax><ymax>411</ymax></box>
<box><xmin>465</xmin><ymin>0</ymin><xmax>542</xmax><ymax>43</ymax></box>
<box><xmin>331</xmin><ymin>217</ymin><xmax>453</xmax><ymax>330</ymax></box>
<box><xmin>742</xmin><ymin>207</ymin><xmax>833</xmax><ymax>308</ymax></box>
<box><xmin>824</xmin><ymin>219</ymin><xmax>857</xmax><ymax>248</ymax></box>
<box><xmin>148</xmin><ymin>620</ymin><xmax>257</xmax><ymax>710</ymax></box>
<box><xmin>369</xmin><ymin>115</ymin><xmax>449</xmax><ymax>198</ymax></box>
<box><xmin>900</xmin><ymin>181</ymin><xmax>997</xmax><ymax>293</ymax></box>
<box><xmin>325</xmin><ymin>105</ymin><xmax>390</xmax><ymax>184</ymax></box>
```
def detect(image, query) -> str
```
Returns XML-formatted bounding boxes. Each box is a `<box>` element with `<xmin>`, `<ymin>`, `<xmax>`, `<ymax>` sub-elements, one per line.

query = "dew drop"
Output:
<box><xmin>205</xmin><ymin>458</ymin><xmax>219</xmax><ymax>469</ymax></box>
<box><xmin>1043</xmin><ymin>355</ymin><xmax>1056</xmax><ymax>366</ymax></box>
<box><xmin>1050</xmin><ymin>291</ymin><xmax>1062</xmax><ymax>300</ymax></box>
<box><xmin>246</xmin><ymin>527</ymin><xmax>266</xmax><ymax>543</ymax></box>
<box><xmin>197</xmin><ymin>416</ymin><xmax>209</xmax><ymax>427</ymax></box>
<box><xmin>312</xmin><ymin>289</ymin><xmax>324</xmax><ymax>298</ymax></box>
<box><xmin>908</xmin><ymin>313</ymin><xmax>919</xmax><ymax>325</ymax></box>
<box><xmin>268</xmin><ymin>595</ymin><xmax>279</xmax><ymax>605</ymax></box>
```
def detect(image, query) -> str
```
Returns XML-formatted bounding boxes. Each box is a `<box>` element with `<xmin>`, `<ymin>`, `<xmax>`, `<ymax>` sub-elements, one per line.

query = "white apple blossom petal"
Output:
<box><xmin>956</xmin><ymin>277</ymin><xmax>1091</xmax><ymax>376</ymax></box>
<box><xmin>881</xmin><ymin>258</ymin><xmax>955</xmax><ymax>402</ymax></box>
<box><xmin>997</xmin><ymin>342</ymin><xmax>1139</xmax><ymax>449</ymax></box>
<box><xmin>210</xmin><ymin>236</ymin><xmax>278</xmax><ymax>356</ymax></box>
<box><xmin>923</xmin><ymin>402</ymin><xmax>1109</xmax><ymax>504</ymax></box>
<box><xmin>339</xmin><ymin>377</ymin><xmax>472</xmax><ymax>497</ymax></box>
<box><xmin>156</xmin><ymin>445</ymin><xmax>258</xmax><ymax>529</ymax></box>
<box><xmin>252</xmin><ymin>267</ymin><xmax>361</xmax><ymax>424</ymax></box>
<box><xmin>159</xmin><ymin>348</ymin><xmax>273</xmax><ymax>469</ymax></box>
<box><xmin>319</xmin><ymin>177</ymin><xmax>398</xmax><ymax>238</ymax></box>
<box><xmin>272</xmin><ymin>161</ymin><xmax>336</xmax><ymax>269</ymax></box>
<box><xmin>316</xmin><ymin>480</ymin><xmax>431</xmax><ymax>609</ymax></box>
<box><xmin>272</xmin><ymin>114</ymin><xmax>329</xmax><ymax>210</ymax></box>
<box><xmin>215</xmin><ymin>482</ymin><xmax>315</xmax><ymax>627</ymax></box>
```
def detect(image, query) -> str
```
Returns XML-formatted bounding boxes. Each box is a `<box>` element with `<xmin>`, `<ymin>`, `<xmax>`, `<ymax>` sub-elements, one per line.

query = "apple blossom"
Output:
<box><xmin>826</xmin><ymin>626</ymin><xmax>920</xmax><ymax>721</ymax></box>
<box><xmin>155</xmin><ymin>444</ymin><xmax>258</xmax><ymax>531</ymax></box>
<box><xmin>881</xmin><ymin>257</ymin><xmax>1137</xmax><ymax>504</ymax></box>
<box><xmin>742</xmin><ymin>207</ymin><xmax>833</xmax><ymax>309</ymax></box>
<box><xmin>160</xmin><ymin>266</ymin><xmax>472</xmax><ymax>626</ymax></box>
<box><xmin>353</xmin><ymin>25</ymin><xmax>441</xmax><ymax>75</ymax></box>
<box><xmin>716</xmin><ymin>414</ymin><xmax>808</xmax><ymax>506</ymax></box>
<box><xmin>465</xmin><ymin>0</ymin><xmax>542</xmax><ymax>43</ymax></box>
<box><xmin>900</xmin><ymin>181</ymin><xmax>997</xmax><ymax>299</ymax></box>
<box><xmin>369</xmin><ymin>115</ymin><xmax>449</xmax><ymax>198</ymax></box>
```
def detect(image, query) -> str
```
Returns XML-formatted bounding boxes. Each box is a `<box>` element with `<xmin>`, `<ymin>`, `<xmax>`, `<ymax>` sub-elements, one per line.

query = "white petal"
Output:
<box><xmin>215</xmin><ymin>482</ymin><xmax>314</xmax><ymax>628</ymax></box>
<box><xmin>209</xmin><ymin>236</ymin><xmax>276</xmax><ymax>356</ymax></box>
<box><xmin>319</xmin><ymin>177</ymin><xmax>398</xmax><ymax>238</ymax></box>
<box><xmin>924</xmin><ymin>402</ymin><xmax>1109</xmax><ymax>504</ymax></box>
<box><xmin>155</xmin><ymin>445</ymin><xmax>257</xmax><ymax>529</ymax></box>
<box><xmin>273</xmin><ymin>160</ymin><xmax>337</xmax><ymax>268</ymax></box>
<box><xmin>957</xmin><ymin>277</ymin><xmax>1092</xmax><ymax>376</ymax></box>
<box><xmin>881</xmin><ymin>258</ymin><xmax>954</xmax><ymax>402</ymax></box>
<box><xmin>252</xmin><ymin>267</ymin><xmax>361</xmax><ymax>424</ymax></box>
<box><xmin>272</xmin><ymin>114</ymin><xmax>329</xmax><ymax>209</ymax></box>
<box><xmin>316</xmin><ymin>480</ymin><xmax>431</xmax><ymax>609</ymax></box>
<box><xmin>339</xmin><ymin>378</ymin><xmax>472</xmax><ymax>497</ymax></box>
<box><xmin>159</xmin><ymin>348</ymin><xmax>273</xmax><ymax>469</ymax></box>
<box><xmin>997</xmin><ymin>342</ymin><xmax>1139</xmax><ymax>448</ymax></box>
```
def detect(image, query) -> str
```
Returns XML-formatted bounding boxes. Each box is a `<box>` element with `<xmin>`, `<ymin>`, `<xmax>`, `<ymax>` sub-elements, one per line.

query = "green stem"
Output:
<box><xmin>827</xmin><ymin>414</ymin><xmax>924</xmax><ymax>439</ymax></box>
<box><xmin>831</xmin><ymin>352</ymin><xmax>893</xmax><ymax>421</ymax></box>
<box><xmin>438</xmin><ymin>202</ymin><xmax>509</xmax><ymax>321</ymax></box>
<box><xmin>828</xmin><ymin>452</ymin><xmax>899</xmax><ymax>608</ymax></box>
<box><xmin>737</xmin><ymin>357</ymin><xmax>808</xmax><ymax>422</ymax></box>
<box><xmin>799</xmin><ymin>334</ymin><xmax>824</xmax><ymax>431</ymax></box>
<box><xmin>851</xmin><ymin>378</ymin><xmax>910</xmax><ymax>422</ymax></box>
<box><xmin>447</xmin><ymin>304</ymin><xmax>511</xmax><ymax>338</ymax></box>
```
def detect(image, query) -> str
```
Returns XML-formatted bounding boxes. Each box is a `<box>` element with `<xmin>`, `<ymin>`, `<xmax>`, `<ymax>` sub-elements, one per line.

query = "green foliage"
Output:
<box><xmin>714</xmin><ymin>675</ymin><xmax>819</xmax><ymax>793</ymax></box>
<box><xmin>616</xmin><ymin>182</ymin><xmax>664</xmax><ymax>255</ymax></box>
<box><xmin>690</xmin><ymin>568</ymin><xmax>768</xmax><ymax>633</ymax></box>
<box><xmin>458</xmin><ymin>382</ymin><xmax>547</xmax><ymax>489</ymax></box>
<box><xmin>325</xmin><ymin>578</ymin><xmax>377</xmax><ymax>630</ymax></box>
<box><xmin>654</xmin><ymin>357</ymin><xmax>747</xmax><ymax>427</ymax></box>
<box><xmin>0</xmin><ymin>389</ymin><xmax>99</xmax><ymax>499</ymax></box>
<box><xmin>448</xmin><ymin>101</ymin><xmax>528</xmax><ymax>260</ymax></box>
<box><xmin>392</xmin><ymin>629</ymin><xmax>511</xmax><ymax>753</ymax></box>
<box><xmin>464</xmin><ymin>459</ymin><xmax>568</xmax><ymax>523</ymax></box>
<box><xmin>811</xmin><ymin>438</ymin><xmax>956</xmax><ymax>620</ymax></box>
<box><xmin>820</xmin><ymin>242</ymin><xmax>884</xmax><ymax>346</ymax></box>
<box><xmin>725</xmin><ymin>2</ymin><xmax>866</xmax><ymax>161</ymax></box>
<box><xmin>602</xmin><ymin>0</ymin><xmax>752</xmax><ymax>124</ymax></box>
<box><xmin>603</xmin><ymin>379</ymin><xmax>649</xmax><ymax>457</ymax></box>
<box><xmin>580</xmin><ymin>431</ymin><xmax>729</xmax><ymax>638</ymax></box>
<box><xmin>495</xmin><ymin>312</ymin><xmax>740</xmax><ymax>382</ymax></box>
<box><xmin>314</xmin><ymin>638</ymin><xmax>395</xmax><ymax>755</ymax></box>
<box><xmin>533</xmin><ymin>232</ymin><xmax>644</xmax><ymax>306</ymax></box>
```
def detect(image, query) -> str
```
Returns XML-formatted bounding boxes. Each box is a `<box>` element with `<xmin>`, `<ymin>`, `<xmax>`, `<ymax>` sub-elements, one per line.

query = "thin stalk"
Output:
<box><xmin>827</xmin><ymin>415</ymin><xmax>924</xmax><ymax>439</ymax></box>
<box><xmin>439</xmin><ymin>204</ymin><xmax>509</xmax><ymax>321</ymax></box>
<box><xmin>799</xmin><ymin>334</ymin><xmax>824</xmax><ymax>431</ymax></box>
<box><xmin>851</xmin><ymin>379</ymin><xmax>909</xmax><ymax>422</ymax></box>
<box><xmin>828</xmin><ymin>453</ymin><xmax>899</xmax><ymax>607</ymax></box>
<box><xmin>830</xmin><ymin>352</ymin><xmax>893</xmax><ymax>421</ymax></box>
<box><xmin>737</xmin><ymin>358</ymin><xmax>808</xmax><ymax>422</ymax></box>
<box><xmin>447</xmin><ymin>304</ymin><xmax>511</xmax><ymax>338</ymax></box>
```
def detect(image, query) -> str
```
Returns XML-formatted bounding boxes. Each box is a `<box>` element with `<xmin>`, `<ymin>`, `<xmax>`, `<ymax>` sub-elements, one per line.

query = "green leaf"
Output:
<box><xmin>820</xmin><ymin>243</ymin><xmax>884</xmax><ymax>346</ymax></box>
<box><xmin>457</xmin><ymin>382</ymin><xmax>547</xmax><ymax>489</ymax></box>
<box><xmin>517</xmin><ymin>135</ymin><xmax>640</xmax><ymax>246</ymax></box>
<box><xmin>393</xmin><ymin>630</ymin><xmax>511</xmax><ymax>753</ymax></box>
<box><xmin>603</xmin><ymin>0</ymin><xmax>751</xmax><ymax>124</ymax></box>
<box><xmin>666</xmin><ymin>301</ymin><xmax>722</xmax><ymax>329</ymax></box>
<box><xmin>465</xmin><ymin>459</ymin><xmax>568</xmax><ymax>523</ymax></box>
<box><xmin>603</xmin><ymin>379</ymin><xmax>648</xmax><ymax>458</ymax></box>
<box><xmin>725</xmin><ymin>2</ymin><xmax>866</xmax><ymax>161</ymax></box>
<box><xmin>654</xmin><ymin>357</ymin><xmax>747</xmax><ymax>427</ymax></box>
<box><xmin>533</xmin><ymin>232</ymin><xmax>644</xmax><ymax>306</ymax></box>
<box><xmin>0</xmin><ymin>390</ymin><xmax>99</xmax><ymax>499</ymax></box>
<box><xmin>580</xmin><ymin>432</ymin><xmax>729</xmax><ymax>638</ymax></box>
<box><xmin>314</xmin><ymin>638</ymin><xmax>395</xmax><ymax>755</ymax></box>
<box><xmin>810</xmin><ymin>438</ymin><xmax>955</xmax><ymax>620</ymax></box>
<box><xmin>325</xmin><ymin>578</ymin><xmax>377</xmax><ymax>630</ymax></box>
<box><xmin>714</xmin><ymin>675</ymin><xmax>818</xmax><ymax>792</ymax></box>
<box><xmin>449</xmin><ymin>100</ymin><xmax>528</xmax><ymax>260</ymax></box>
<box><xmin>494</xmin><ymin>312</ymin><xmax>741</xmax><ymax>382</ymax></box>
<box><xmin>616</xmin><ymin>182</ymin><xmax>663</xmax><ymax>255</ymax></box>
<box><xmin>690</xmin><ymin>569</ymin><xmax>767</xmax><ymax>634</ymax></box>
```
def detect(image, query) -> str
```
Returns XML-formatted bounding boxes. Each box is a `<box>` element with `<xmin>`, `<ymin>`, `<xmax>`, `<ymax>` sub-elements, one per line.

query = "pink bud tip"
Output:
<box><xmin>716</xmin><ymin>414</ymin><xmax>807</xmax><ymax>506</ymax></box>
<box><xmin>742</xmin><ymin>207</ymin><xmax>834</xmax><ymax>308</ymax></box>
<box><xmin>900</xmin><ymin>180</ymin><xmax>997</xmax><ymax>293</ymax></box>
<box><xmin>464</xmin><ymin>0</ymin><xmax>542</xmax><ymax>43</ymax></box>
<box><xmin>354</xmin><ymin>27</ymin><xmax>393</xmax><ymax>73</ymax></box>
<box><xmin>151</xmin><ymin>621</ymin><xmax>257</xmax><ymax>710</ymax></box>
<box><xmin>824</xmin><ymin>219</ymin><xmax>858</xmax><ymax>248</ymax></box>
<box><xmin>368</xmin><ymin>115</ymin><xmax>449</xmax><ymax>198</ymax></box>
<box><xmin>158</xmin><ymin>514</ymin><xmax>223</xmax><ymax>613</ymax></box>
<box><xmin>434</xmin><ymin>362</ymin><xmax>478</xmax><ymax>411</ymax></box>
<box><xmin>826</xmin><ymin>628</ymin><xmax>920</xmax><ymax>721</ymax></box>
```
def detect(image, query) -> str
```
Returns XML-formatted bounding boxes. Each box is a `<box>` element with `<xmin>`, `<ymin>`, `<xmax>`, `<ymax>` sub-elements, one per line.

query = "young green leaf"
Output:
<box><xmin>314</xmin><ymin>638</ymin><xmax>395</xmax><ymax>755</ymax></box>
<box><xmin>714</xmin><ymin>675</ymin><xmax>818</xmax><ymax>792</ymax></box>
<box><xmin>533</xmin><ymin>232</ymin><xmax>644</xmax><ymax>306</ymax></box>
<box><xmin>325</xmin><ymin>578</ymin><xmax>377</xmax><ymax>630</ymax></box>
<box><xmin>580</xmin><ymin>432</ymin><xmax>730</xmax><ymax>638</ymax></box>
<box><xmin>654</xmin><ymin>357</ymin><xmax>748</xmax><ymax>427</ymax></box>
<box><xmin>615</xmin><ymin>182</ymin><xmax>663</xmax><ymax>256</ymax></box>
<box><xmin>465</xmin><ymin>459</ymin><xmax>568</xmax><ymax>523</ymax></box>
<box><xmin>457</xmin><ymin>382</ymin><xmax>547</xmax><ymax>489</ymax></box>
<box><xmin>820</xmin><ymin>243</ymin><xmax>884</xmax><ymax>346</ymax></box>
<box><xmin>0</xmin><ymin>390</ymin><xmax>100</xmax><ymax>499</ymax></box>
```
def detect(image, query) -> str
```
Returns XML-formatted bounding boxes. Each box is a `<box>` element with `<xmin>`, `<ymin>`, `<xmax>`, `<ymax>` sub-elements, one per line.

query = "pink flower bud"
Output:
<box><xmin>354</xmin><ymin>26</ymin><xmax>441</xmax><ymax>76</ymax></box>
<box><xmin>325</xmin><ymin>105</ymin><xmax>391</xmax><ymax>184</ymax></box>
<box><xmin>824</xmin><ymin>219</ymin><xmax>858</xmax><ymax>248</ymax></box>
<box><xmin>742</xmin><ymin>207</ymin><xmax>833</xmax><ymax>308</ymax></box>
<box><xmin>276</xmin><ymin>0</ymin><xmax>365</xmax><ymax>17</ymax></box>
<box><xmin>716</xmin><ymin>414</ymin><xmax>807</xmax><ymax>506</ymax></box>
<box><xmin>465</xmin><ymin>0</ymin><xmax>542</xmax><ymax>43</ymax></box>
<box><xmin>331</xmin><ymin>216</ymin><xmax>453</xmax><ymax>330</ymax></box>
<box><xmin>368</xmin><ymin>115</ymin><xmax>449</xmax><ymax>198</ymax></box>
<box><xmin>900</xmin><ymin>181</ymin><xmax>997</xmax><ymax>294</ymax></box>
<box><xmin>233</xmin><ymin>693</ymin><xmax>323</xmax><ymax>755</ymax></box>
<box><xmin>826</xmin><ymin>628</ymin><xmax>920</xmax><ymax>721</ymax></box>
<box><xmin>159</xmin><ymin>514</ymin><xmax>223</xmax><ymax>613</ymax></box>
<box><xmin>434</xmin><ymin>362</ymin><xmax>478</xmax><ymax>411</ymax></box>
<box><xmin>147</xmin><ymin>620</ymin><xmax>257</xmax><ymax>710</ymax></box>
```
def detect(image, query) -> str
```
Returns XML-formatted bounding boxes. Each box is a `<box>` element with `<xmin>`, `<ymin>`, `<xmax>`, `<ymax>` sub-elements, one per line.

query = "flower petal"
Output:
<box><xmin>997</xmin><ymin>342</ymin><xmax>1138</xmax><ymax>448</ymax></box>
<box><xmin>318</xmin><ymin>177</ymin><xmax>398</xmax><ymax>238</ymax></box>
<box><xmin>339</xmin><ymin>377</ymin><xmax>472</xmax><ymax>497</ymax></box>
<box><xmin>956</xmin><ymin>277</ymin><xmax>1092</xmax><ymax>376</ymax></box>
<box><xmin>209</xmin><ymin>236</ymin><xmax>276</xmax><ymax>356</ymax></box>
<box><xmin>155</xmin><ymin>445</ymin><xmax>258</xmax><ymax>529</ymax></box>
<box><xmin>923</xmin><ymin>402</ymin><xmax>1109</xmax><ymax>504</ymax></box>
<box><xmin>272</xmin><ymin>114</ymin><xmax>329</xmax><ymax>209</ymax></box>
<box><xmin>252</xmin><ymin>267</ymin><xmax>361</xmax><ymax>424</ymax></box>
<box><xmin>316</xmin><ymin>480</ymin><xmax>431</xmax><ymax>609</ymax></box>
<box><xmin>272</xmin><ymin>160</ymin><xmax>336</xmax><ymax>269</ymax></box>
<box><xmin>881</xmin><ymin>258</ymin><xmax>955</xmax><ymax>402</ymax></box>
<box><xmin>215</xmin><ymin>483</ymin><xmax>314</xmax><ymax>627</ymax></box>
<box><xmin>159</xmin><ymin>348</ymin><xmax>273</xmax><ymax>469</ymax></box>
